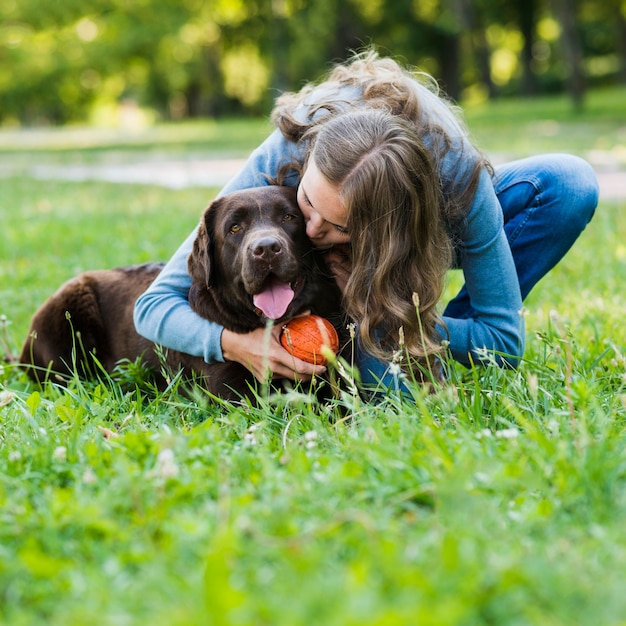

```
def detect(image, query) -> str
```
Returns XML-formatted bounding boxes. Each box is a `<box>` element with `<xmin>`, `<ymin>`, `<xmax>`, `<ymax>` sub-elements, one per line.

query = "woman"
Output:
<box><xmin>134</xmin><ymin>49</ymin><xmax>599</xmax><ymax>390</ymax></box>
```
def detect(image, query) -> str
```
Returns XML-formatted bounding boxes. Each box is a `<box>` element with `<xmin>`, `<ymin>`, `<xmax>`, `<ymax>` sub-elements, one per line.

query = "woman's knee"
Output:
<box><xmin>538</xmin><ymin>154</ymin><xmax>599</xmax><ymax>226</ymax></box>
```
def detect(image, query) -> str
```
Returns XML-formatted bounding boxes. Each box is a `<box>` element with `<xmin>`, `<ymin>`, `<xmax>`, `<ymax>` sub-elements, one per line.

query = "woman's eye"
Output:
<box><xmin>334</xmin><ymin>224</ymin><xmax>349</xmax><ymax>234</ymax></box>
<box><xmin>229</xmin><ymin>224</ymin><xmax>242</xmax><ymax>234</ymax></box>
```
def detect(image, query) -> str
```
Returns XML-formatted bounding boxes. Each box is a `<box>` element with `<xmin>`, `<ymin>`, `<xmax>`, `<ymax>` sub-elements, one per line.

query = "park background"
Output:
<box><xmin>2</xmin><ymin>1</ymin><xmax>626</xmax><ymax>625</ymax></box>
<box><xmin>2</xmin><ymin>0</ymin><xmax>626</xmax><ymax>124</ymax></box>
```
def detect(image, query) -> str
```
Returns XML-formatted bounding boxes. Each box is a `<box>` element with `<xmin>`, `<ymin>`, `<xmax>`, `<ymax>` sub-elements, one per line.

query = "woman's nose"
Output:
<box><xmin>305</xmin><ymin>212</ymin><xmax>326</xmax><ymax>239</ymax></box>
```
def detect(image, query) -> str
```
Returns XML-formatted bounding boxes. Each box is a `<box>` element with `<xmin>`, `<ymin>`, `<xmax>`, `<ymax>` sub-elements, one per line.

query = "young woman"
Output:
<box><xmin>134</xmin><ymin>49</ymin><xmax>599</xmax><ymax>390</ymax></box>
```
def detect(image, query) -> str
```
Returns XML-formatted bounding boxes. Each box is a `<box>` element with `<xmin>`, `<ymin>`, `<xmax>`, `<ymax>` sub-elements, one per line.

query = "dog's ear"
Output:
<box><xmin>187</xmin><ymin>202</ymin><xmax>218</xmax><ymax>289</ymax></box>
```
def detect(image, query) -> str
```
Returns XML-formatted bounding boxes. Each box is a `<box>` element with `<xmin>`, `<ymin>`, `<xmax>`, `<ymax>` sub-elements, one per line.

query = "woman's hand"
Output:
<box><xmin>221</xmin><ymin>324</ymin><xmax>325</xmax><ymax>383</ymax></box>
<box><xmin>322</xmin><ymin>243</ymin><xmax>352</xmax><ymax>292</ymax></box>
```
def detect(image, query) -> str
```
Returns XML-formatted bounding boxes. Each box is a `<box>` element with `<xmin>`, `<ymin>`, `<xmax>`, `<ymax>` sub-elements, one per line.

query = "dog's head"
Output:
<box><xmin>188</xmin><ymin>186</ymin><xmax>335</xmax><ymax>332</ymax></box>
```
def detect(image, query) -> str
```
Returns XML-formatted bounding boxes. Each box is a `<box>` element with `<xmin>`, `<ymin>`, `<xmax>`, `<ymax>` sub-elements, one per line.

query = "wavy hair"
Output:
<box><xmin>271</xmin><ymin>48</ymin><xmax>489</xmax><ymax>368</ymax></box>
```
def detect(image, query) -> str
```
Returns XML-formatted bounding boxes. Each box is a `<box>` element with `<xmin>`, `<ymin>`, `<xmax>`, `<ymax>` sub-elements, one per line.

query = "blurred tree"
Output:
<box><xmin>458</xmin><ymin>0</ymin><xmax>497</xmax><ymax>99</ymax></box>
<box><xmin>0</xmin><ymin>0</ymin><xmax>622</xmax><ymax>124</ymax></box>
<box><xmin>619</xmin><ymin>5</ymin><xmax>626</xmax><ymax>83</ymax></box>
<box><xmin>268</xmin><ymin>0</ymin><xmax>373</xmax><ymax>96</ymax></box>
<box><xmin>429</xmin><ymin>0</ymin><xmax>464</xmax><ymax>100</ymax></box>
<box><xmin>551</xmin><ymin>0</ymin><xmax>586</xmax><ymax>109</ymax></box>
<box><xmin>515</xmin><ymin>0</ymin><xmax>539</xmax><ymax>95</ymax></box>
<box><xmin>580</xmin><ymin>0</ymin><xmax>626</xmax><ymax>85</ymax></box>
<box><xmin>355</xmin><ymin>0</ymin><xmax>463</xmax><ymax>100</ymax></box>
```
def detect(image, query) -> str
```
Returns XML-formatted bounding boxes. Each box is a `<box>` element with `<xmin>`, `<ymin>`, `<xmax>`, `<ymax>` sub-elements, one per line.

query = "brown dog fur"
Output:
<box><xmin>19</xmin><ymin>186</ymin><xmax>346</xmax><ymax>401</ymax></box>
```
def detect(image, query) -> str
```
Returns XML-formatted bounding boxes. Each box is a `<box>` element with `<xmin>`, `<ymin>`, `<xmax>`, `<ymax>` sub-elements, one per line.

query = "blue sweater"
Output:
<box><xmin>134</xmin><ymin>84</ymin><xmax>524</xmax><ymax>368</ymax></box>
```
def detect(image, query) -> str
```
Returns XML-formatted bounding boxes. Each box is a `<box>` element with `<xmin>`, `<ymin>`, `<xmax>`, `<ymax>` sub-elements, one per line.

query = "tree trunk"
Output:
<box><xmin>454</xmin><ymin>0</ymin><xmax>496</xmax><ymax>99</ymax></box>
<box><xmin>329</xmin><ymin>0</ymin><xmax>364</xmax><ymax>61</ymax></box>
<box><xmin>616</xmin><ymin>3</ymin><xmax>626</xmax><ymax>84</ymax></box>
<box><xmin>518</xmin><ymin>0</ymin><xmax>537</xmax><ymax>96</ymax></box>
<box><xmin>438</xmin><ymin>31</ymin><xmax>461</xmax><ymax>101</ymax></box>
<box><xmin>552</xmin><ymin>0</ymin><xmax>585</xmax><ymax>110</ymax></box>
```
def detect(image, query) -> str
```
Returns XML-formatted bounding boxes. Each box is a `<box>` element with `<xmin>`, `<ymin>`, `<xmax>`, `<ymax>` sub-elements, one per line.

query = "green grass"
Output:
<box><xmin>0</xmin><ymin>117</ymin><xmax>273</xmax><ymax>157</ymax></box>
<box><xmin>1</xmin><ymin>90</ymin><xmax>626</xmax><ymax>625</ymax></box>
<box><xmin>464</xmin><ymin>84</ymin><xmax>626</xmax><ymax>158</ymax></box>
<box><xmin>1</xmin><ymin>178</ymin><xmax>212</xmax><ymax>339</ymax></box>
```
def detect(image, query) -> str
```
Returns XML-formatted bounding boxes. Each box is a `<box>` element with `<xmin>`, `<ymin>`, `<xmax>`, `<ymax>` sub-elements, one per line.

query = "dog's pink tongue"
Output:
<box><xmin>253</xmin><ymin>278</ymin><xmax>295</xmax><ymax>320</ymax></box>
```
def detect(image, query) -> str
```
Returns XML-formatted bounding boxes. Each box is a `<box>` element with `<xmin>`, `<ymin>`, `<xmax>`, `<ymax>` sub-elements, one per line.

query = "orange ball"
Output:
<box><xmin>280</xmin><ymin>315</ymin><xmax>339</xmax><ymax>365</ymax></box>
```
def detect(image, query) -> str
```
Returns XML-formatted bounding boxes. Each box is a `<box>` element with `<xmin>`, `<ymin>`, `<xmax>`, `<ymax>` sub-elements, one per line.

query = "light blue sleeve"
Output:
<box><xmin>133</xmin><ymin>129</ymin><xmax>303</xmax><ymax>363</ymax></box>
<box><xmin>439</xmin><ymin>168</ymin><xmax>524</xmax><ymax>367</ymax></box>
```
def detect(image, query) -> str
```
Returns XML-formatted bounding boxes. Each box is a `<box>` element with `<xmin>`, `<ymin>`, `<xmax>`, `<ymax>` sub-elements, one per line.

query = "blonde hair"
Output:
<box><xmin>272</xmin><ymin>48</ymin><xmax>489</xmax><ymax>368</ymax></box>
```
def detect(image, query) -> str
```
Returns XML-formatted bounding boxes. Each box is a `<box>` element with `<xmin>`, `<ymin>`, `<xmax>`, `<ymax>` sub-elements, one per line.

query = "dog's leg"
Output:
<box><xmin>19</xmin><ymin>276</ymin><xmax>107</xmax><ymax>384</ymax></box>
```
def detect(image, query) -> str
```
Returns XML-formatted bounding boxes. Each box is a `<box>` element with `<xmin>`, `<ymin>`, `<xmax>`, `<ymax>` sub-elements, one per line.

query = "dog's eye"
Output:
<box><xmin>282</xmin><ymin>213</ymin><xmax>297</xmax><ymax>222</ymax></box>
<box><xmin>229</xmin><ymin>224</ymin><xmax>242</xmax><ymax>234</ymax></box>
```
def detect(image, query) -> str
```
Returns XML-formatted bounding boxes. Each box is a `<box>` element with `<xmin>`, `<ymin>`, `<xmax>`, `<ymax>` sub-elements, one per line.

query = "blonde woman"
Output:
<box><xmin>134</xmin><ymin>50</ymin><xmax>599</xmax><ymax>391</ymax></box>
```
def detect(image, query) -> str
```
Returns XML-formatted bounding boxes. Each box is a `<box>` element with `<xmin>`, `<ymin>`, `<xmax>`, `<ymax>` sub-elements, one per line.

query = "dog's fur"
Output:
<box><xmin>19</xmin><ymin>186</ymin><xmax>346</xmax><ymax>401</ymax></box>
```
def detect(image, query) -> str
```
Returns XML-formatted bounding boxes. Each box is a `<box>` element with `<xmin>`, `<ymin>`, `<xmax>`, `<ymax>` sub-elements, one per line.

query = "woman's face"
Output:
<box><xmin>297</xmin><ymin>157</ymin><xmax>351</xmax><ymax>249</ymax></box>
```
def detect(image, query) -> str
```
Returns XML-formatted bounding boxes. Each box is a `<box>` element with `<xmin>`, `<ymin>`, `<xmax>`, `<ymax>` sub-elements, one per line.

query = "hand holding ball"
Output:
<box><xmin>280</xmin><ymin>315</ymin><xmax>339</xmax><ymax>365</ymax></box>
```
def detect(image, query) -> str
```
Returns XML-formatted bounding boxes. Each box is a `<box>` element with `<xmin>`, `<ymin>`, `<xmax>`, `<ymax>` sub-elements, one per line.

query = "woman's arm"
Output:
<box><xmin>441</xmin><ymin>169</ymin><xmax>525</xmax><ymax>367</ymax></box>
<box><xmin>133</xmin><ymin>227</ymin><xmax>223</xmax><ymax>362</ymax></box>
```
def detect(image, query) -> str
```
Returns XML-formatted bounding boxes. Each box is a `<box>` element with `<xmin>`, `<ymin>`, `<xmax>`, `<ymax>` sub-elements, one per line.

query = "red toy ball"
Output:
<box><xmin>280</xmin><ymin>315</ymin><xmax>339</xmax><ymax>365</ymax></box>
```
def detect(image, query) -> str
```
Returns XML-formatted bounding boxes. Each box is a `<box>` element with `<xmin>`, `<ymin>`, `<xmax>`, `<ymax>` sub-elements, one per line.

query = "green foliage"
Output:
<box><xmin>1</xmin><ymin>97</ymin><xmax>626</xmax><ymax>623</ymax></box>
<box><xmin>1</xmin><ymin>0</ymin><xmax>624</xmax><ymax>123</ymax></box>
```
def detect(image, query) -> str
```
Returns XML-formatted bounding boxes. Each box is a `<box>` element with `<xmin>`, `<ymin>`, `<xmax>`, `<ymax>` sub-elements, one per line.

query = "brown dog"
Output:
<box><xmin>19</xmin><ymin>186</ymin><xmax>346</xmax><ymax>401</ymax></box>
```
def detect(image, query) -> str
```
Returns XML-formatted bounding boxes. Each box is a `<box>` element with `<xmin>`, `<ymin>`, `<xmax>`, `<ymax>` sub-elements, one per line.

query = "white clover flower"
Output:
<box><xmin>52</xmin><ymin>446</ymin><xmax>67</xmax><ymax>462</ymax></box>
<box><xmin>496</xmin><ymin>427</ymin><xmax>520</xmax><ymax>439</ymax></box>
<box><xmin>8</xmin><ymin>450</ymin><xmax>21</xmax><ymax>462</ymax></box>
<box><xmin>155</xmin><ymin>448</ymin><xmax>179</xmax><ymax>479</ymax></box>
<box><xmin>243</xmin><ymin>422</ymin><xmax>262</xmax><ymax>446</ymax></box>
<box><xmin>547</xmin><ymin>419</ymin><xmax>560</xmax><ymax>434</ymax></box>
<box><xmin>243</xmin><ymin>431</ymin><xmax>258</xmax><ymax>446</ymax></box>
<box><xmin>304</xmin><ymin>430</ymin><xmax>318</xmax><ymax>449</ymax></box>
<box><xmin>82</xmin><ymin>467</ymin><xmax>97</xmax><ymax>485</ymax></box>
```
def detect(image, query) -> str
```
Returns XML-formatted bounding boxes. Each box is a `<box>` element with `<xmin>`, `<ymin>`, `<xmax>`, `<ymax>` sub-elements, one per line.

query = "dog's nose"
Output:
<box><xmin>250</xmin><ymin>236</ymin><xmax>283</xmax><ymax>261</ymax></box>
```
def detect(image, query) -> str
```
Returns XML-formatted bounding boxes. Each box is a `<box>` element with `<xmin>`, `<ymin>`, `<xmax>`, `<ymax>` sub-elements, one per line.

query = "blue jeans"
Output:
<box><xmin>358</xmin><ymin>154</ymin><xmax>599</xmax><ymax>391</ymax></box>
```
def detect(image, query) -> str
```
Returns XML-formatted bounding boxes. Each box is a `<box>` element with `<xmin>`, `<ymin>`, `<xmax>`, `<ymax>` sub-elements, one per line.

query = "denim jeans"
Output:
<box><xmin>357</xmin><ymin>154</ymin><xmax>600</xmax><ymax>391</ymax></box>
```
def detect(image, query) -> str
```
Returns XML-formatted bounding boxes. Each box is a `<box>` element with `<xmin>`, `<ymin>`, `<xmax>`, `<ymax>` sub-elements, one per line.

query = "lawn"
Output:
<box><xmin>1</xmin><ymin>90</ymin><xmax>626</xmax><ymax>625</ymax></box>
<box><xmin>464</xmin><ymin>84</ymin><xmax>626</xmax><ymax>158</ymax></box>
